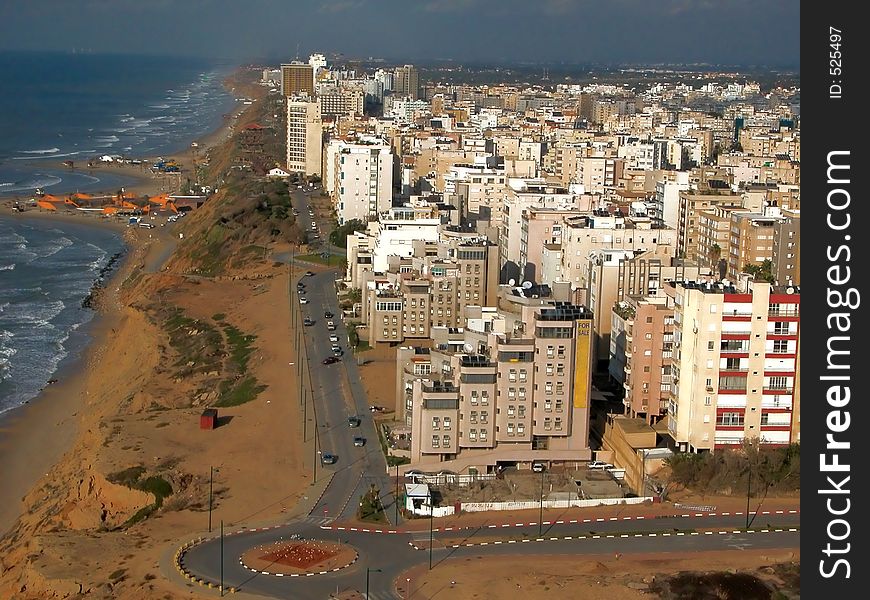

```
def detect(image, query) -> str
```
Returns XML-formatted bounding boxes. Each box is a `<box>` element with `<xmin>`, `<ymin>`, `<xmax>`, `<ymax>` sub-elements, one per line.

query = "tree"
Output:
<box><xmin>742</xmin><ymin>259</ymin><xmax>775</xmax><ymax>283</ymax></box>
<box><xmin>708</xmin><ymin>243</ymin><xmax>722</xmax><ymax>270</ymax></box>
<box><xmin>329</xmin><ymin>219</ymin><xmax>366</xmax><ymax>248</ymax></box>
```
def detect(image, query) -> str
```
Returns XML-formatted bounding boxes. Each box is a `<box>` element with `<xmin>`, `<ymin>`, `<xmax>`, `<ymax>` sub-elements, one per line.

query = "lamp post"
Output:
<box><xmin>365</xmin><ymin>567</ymin><xmax>382</xmax><ymax>600</ymax></box>
<box><xmin>428</xmin><ymin>497</ymin><xmax>434</xmax><ymax>570</ymax></box>
<box><xmin>395</xmin><ymin>463</ymin><xmax>400</xmax><ymax>524</ymax></box>
<box><xmin>745</xmin><ymin>468</ymin><xmax>752</xmax><ymax>529</ymax></box>
<box><xmin>208</xmin><ymin>466</ymin><xmax>220</xmax><ymax>533</ymax></box>
<box><xmin>220</xmin><ymin>519</ymin><xmax>224</xmax><ymax>596</ymax></box>
<box><xmin>406</xmin><ymin>577</ymin><xmax>412</xmax><ymax>599</ymax></box>
<box><xmin>539</xmin><ymin>469</ymin><xmax>545</xmax><ymax>536</ymax></box>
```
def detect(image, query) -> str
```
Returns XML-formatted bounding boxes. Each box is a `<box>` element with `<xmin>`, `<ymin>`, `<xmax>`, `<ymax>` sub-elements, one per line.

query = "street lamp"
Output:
<box><xmin>395</xmin><ymin>463</ymin><xmax>400</xmax><ymax>524</ymax></box>
<box><xmin>209</xmin><ymin>466</ymin><xmax>220</xmax><ymax>533</ymax></box>
<box><xmin>365</xmin><ymin>567</ymin><xmax>382</xmax><ymax>600</ymax></box>
<box><xmin>220</xmin><ymin>519</ymin><xmax>224</xmax><ymax>596</ymax></box>
<box><xmin>539</xmin><ymin>469</ymin><xmax>545</xmax><ymax>536</ymax></box>
<box><xmin>406</xmin><ymin>578</ymin><xmax>412</xmax><ymax>600</ymax></box>
<box><xmin>428</xmin><ymin>496</ymin><xmax>434</xmax><ymax>570</ymax></box>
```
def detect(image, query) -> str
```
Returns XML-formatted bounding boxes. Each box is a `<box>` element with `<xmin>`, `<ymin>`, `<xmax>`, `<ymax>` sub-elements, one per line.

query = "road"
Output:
<box><xmin>180</xmin><ymin>187</ymin><xmax>800</xmax><ymax>598</ymax></box>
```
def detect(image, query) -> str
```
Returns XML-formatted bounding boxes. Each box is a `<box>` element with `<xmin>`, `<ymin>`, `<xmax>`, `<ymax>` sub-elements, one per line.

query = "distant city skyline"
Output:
<box><xmin>0</xmin><ymin>0</ymin><xmax>799</xmax><ymax>67</ymax></box>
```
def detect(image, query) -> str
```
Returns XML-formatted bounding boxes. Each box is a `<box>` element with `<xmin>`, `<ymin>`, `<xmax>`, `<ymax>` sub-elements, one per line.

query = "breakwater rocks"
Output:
<box><xmin>82</xmin><ymin>250</ymin><xmax>126</xmax><ymax>309</ymax></box>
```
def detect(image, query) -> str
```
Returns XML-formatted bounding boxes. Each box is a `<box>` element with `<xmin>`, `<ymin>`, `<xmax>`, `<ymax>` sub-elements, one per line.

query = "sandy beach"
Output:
<box><xmin>0</xmin><ymin>67</ymin><xmax>314</xmax><ymax>599</ymax></box>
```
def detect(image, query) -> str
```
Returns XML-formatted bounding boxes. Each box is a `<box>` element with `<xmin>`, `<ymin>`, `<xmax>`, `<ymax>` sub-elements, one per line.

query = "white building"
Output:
<box><xmin>370</xmin><ymin>205</ymin><xmax>442</xmax><ymax>273</ymax></box>
<box><xmin>328</xmin><ymin>138</ymin><xmax>393</xmax><ymax>225</ymax></box>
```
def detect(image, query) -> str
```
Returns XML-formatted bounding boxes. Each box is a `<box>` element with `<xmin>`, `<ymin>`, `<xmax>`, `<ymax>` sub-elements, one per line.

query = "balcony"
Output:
<box><xmin>763</xmin><ymin>387</ymin><xmax>794</xmax><ymax>394</ymax></box>
<box><xmin>768</xmin><ymin>309</ymin><xmax>800</xmax><ymax>317</ymax></box>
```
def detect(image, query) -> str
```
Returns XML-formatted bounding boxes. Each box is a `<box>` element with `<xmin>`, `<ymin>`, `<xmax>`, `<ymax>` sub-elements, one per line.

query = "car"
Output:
<box><xmin>353</xmin><ymin>436</ymin><xmax>366</xmax><ymax>447</ymax></box>
<box><xmin>332</xmin><ymin>345</ymin><xmax>343</xmax><ymax>356</ymax></box>
<box><xmin>369</xmin><ymin>405</ymin><xmax>386</xmax><ymax>412</ymax></box>
<box><xmin>320</xmin><ymin>453</ymin><xmax>337</xmax><ymax>465</ymax></box>
<box><xmin>305</xmin><ymin>271</ymin><xmax>314</xmax><ymax>277</ymax></box>
<box><xmin>322</xmin><ymin>356</ymin><xmax>340</xmax><ymax>365</ymax></box>
<box><xmin>299</xmin><ymin>297</ymin><xmax>309</xmax><ymax>304</ymax></box>
<box><xmin>303</xmin><ymin>318</ymin><xmax>314</xmax><ymax>326</ymax></box>
<box><xmin>587</xmin><ymin>461</ymin><xmax>614</xmax><ymax>470</ymax></box>
<box><xmin>329</xmin><ymin>334</ymin><xmax>339</xmax><ymax>343</ymax></box>
<box><xmin>326</xmin><ymin>320</ymin><xmax>336</xmax><ymax>330</ymax></box>
<box><xmin>347</xmin><ymin>416</ymin><xmax>361</xmax><ymax>428</ymax></box>
<box><xmin>296</xmin><ymin>282</ymin><xmax>305</xmax><ymax>290</ymax></box>
<box><xmin>324</xmin><ymin>311</ymin><xmax>334</xmax><ymax>318</ymax></box>
<box><xmin>532</xmin><ymin>461</ymin><xmax>546</xmax><ymax>473</ymax></box>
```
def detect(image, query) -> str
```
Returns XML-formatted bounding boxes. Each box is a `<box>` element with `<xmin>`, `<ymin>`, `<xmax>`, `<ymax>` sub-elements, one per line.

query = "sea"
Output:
<box><xmin>0</xmin><ymin>51</ymin><xmax>237</xmax><ymax>415</ymax></box>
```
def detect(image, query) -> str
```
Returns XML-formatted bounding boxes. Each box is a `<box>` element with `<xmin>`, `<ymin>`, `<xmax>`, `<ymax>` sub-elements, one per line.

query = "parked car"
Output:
<box><xmin>369</xmin><ymin>405</ymin><xmax>387</xmax><ymax>412</ymax></box>
<box><xmin>299</xmin><ymin>297</ymin><xmax>309</xmax><ymax>304</ymax></box>
<box><xmin>329</xmin><ymin>334</ymin><xmax>340</xmax><ymax>343</ymax></box>
<box><xmin>587</xmin><ymin>461</ymin><xmax>614</xmax><ymax>470</ymax></box>
<box><xmin>353</xmin><ymin>436</ymin><xmax>366</xmax><ymax>447</ymax></box>
<box><xmin>320</xmin><ymin>453</ymin><xmax>337</xmax><ymax>465</ymax></box>
<box><xmin>347</xmin><ymin>416</ymin><xmax>361</xmax><ymax>428</ymax></box>
<box><xmin>326</xmin><ymin>320</ymin><xmax>336</xmax><ymax>330</ymax></box>
<box><xmin>305</xmin><ymin>271</ymin><xmax>314</xmax><ymax>277</ymax></box>
<box><xmin>303</xmin><ymin>318</ymin><xmax>314</xmax><ymax>327</ymax></box>
<box><xmin>322</xmin><ymin>356</ymin><xmax>340</xmax><ymax>365</ymax></box>
<box><xmin>324</xmin><ymin>311</ymin><xmax>334</xmax><ymax>318</ymax></box>
<box><xmin>532</xmin><ymin>461</ymin><xmax>546</xmax><ymax>473</ymax></box>
<box><xmin>332</xmin><ymin>345</ymin><xmax>343</xmax><ymax>356</ymax></box>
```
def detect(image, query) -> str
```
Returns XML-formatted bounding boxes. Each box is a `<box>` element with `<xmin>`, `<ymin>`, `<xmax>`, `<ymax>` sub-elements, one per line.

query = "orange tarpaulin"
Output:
<box><xmin>41</xmin><ymin>194</ymin><xmax>61</xmax><ymax>203</ymax></box>
<box><xmin>37</xmin><ymin>201</ymin><xmax>57</xmax><ymax>211</ymax></box>
<box><xmin>102</xmin><ymin>206</ymin><xmax>119</xmax><ymax>214</ymax></box>
<box><xmin>72</xmin><ymin>193</ymin><xmax>93</xmax><ymax>200</ymax></box>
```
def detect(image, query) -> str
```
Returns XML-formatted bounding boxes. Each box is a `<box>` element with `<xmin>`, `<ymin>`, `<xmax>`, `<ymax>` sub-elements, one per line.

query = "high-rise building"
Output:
<box><xmin>395</xmin><ymin>64</ymin><xmax>420</xmax><ymax>100</ymax></box>
<box><xmin>665</xmin><ymin>278</ymin><xmax>800</xmax><ymax>451</ymax></box>
<box><xmin>281</xmin><ymin>62</ymin><xmax>315</xmax><ymax>97</ymax></box>
<box><xmin>286</xmin><ymin>98</ymin><xmax>322</xmax><ymax>176</ymax></box>
<box><xmin>772</xmin><ymin>209</ymin><xmax>800</xmax><ymax>285</ymax></box>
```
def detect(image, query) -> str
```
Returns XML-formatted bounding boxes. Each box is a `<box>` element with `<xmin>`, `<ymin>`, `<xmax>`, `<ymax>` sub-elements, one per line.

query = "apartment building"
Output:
<box><xmin>281</xmin><ymin>62</ymin><xmax>315</xmax><ymax>97</ymax></box>
<box><xmin>394</xmin><ymin>64</ymin><xmax>420</xmax><ymax>100</ymax></box>
<box><xmin>330</xmin><ymin>139</ymin><xmax>393</xmax><ymax>225</ymax></box>
<box><xmin>318</xmin><ymin>86</ymin><xmax>365</xmax><ymax>117</ymax></box>
<box><xmin>401</xmin><ymin>300</ymin><xmax>594</xmax><ymax>473</ymax></box>
<box><xmin>665</xmin><ymin>278</ymin><xmax>800</xmax><ymax>451</ymax></box>
<box><xmin>677</xmin><ymin>188</ymin><xmax>742</xmax><ymax>262</ymax></box>
<box><xmin>696</xmin><ymin>205</ymin><xmax>748</xmax><ymax>272</ymax></box>
<box><xmin>361</xmin><ymin>237</ymin><xmax>499</xmax><ymax>347</ymax></box>
<box><xmin>727</xmin><ymin>211</ymin><xmax>782</xmax><ymax>276</ymax></box>
<box><xmin>286</xmin><ymin>98</ymin><xmax>322</xmax><ymax>176</ymax></box>
<box><xmin>576</xmin><ymin>155</ymin><xmax>624</xmax><ymax>194</ymax></box>
<box><xmin>772</xmin><ymin>209</ymin><xmax>800</xmax><ymax>285</ymax></box>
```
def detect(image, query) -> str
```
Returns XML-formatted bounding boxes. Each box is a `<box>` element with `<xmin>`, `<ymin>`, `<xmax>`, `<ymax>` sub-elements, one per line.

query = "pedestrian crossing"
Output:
<box><xmin>303</xmin><ymin>515</ymin><xmax>334</xmax><ymax>526</ymax></box>
<box><xmin>364</xmin><ymin>590</ymin><xmax>400</xmax><ymax>600</ymax></box>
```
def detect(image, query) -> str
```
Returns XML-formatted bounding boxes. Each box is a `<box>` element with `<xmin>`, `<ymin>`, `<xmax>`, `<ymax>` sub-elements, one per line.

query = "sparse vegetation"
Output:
<box><xmin>329</xmin><ymin>218</ymin><xmax>366</xmax><ymax>248</ymax></box>
<box><xmin>107</xmin><ymin>466</ymin><xmax>174</xmax><ymax>526</ymax></box>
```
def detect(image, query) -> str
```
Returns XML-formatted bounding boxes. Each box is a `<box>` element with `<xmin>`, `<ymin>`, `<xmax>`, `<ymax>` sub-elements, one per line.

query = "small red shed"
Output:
<box><xmin>200</xmin><ymin>408</ymin><xmax>218</xmax><ymax>430</ymax></box>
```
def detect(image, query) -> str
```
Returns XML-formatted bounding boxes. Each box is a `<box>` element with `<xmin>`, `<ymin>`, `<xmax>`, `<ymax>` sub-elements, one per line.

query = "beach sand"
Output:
<box><xmin>0</xmin><ymin>68</ymin><xmax>315</xmax><ymax>598</ymax></box>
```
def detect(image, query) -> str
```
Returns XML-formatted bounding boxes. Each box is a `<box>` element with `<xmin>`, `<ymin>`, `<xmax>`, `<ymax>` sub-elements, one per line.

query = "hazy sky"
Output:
<box><xmin>0</xmin><ymin>0</ymin><xmax>799</xmax><ymax>66</ymax></box>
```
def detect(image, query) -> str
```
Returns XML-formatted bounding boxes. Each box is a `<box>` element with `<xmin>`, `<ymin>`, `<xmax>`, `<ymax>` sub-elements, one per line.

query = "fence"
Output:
<box><xmin>458</xmin><ymin>496</ymin><xmax>654</xmax><ymax>514</ymax></box>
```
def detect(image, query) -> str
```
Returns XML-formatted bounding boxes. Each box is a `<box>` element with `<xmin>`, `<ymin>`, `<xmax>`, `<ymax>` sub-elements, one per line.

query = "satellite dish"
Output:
<box><xmin>786</xmin><ymin>286</ymin><xmax>795</xmax><ymax>294</ymax></box>
<box><xmin>508</xmin><ymin>278</ymin><xmax>516</xmax><ymax>286</ymax></box>
<box><xmin>464</xmin><ymin>343</ymin><xmax>474</xmax><ymax>352</ymax></box>
<box><xmin>522</xmin><ymin>281</ymin><xmax>533</xmax><ymax>289</ymax></box>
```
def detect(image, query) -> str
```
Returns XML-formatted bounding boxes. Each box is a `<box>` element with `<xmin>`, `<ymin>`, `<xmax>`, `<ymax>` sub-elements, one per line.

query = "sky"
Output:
<box><xmin>0</xmin><ymin>0</ymin><xmax>799</xmax><ymax>66</ymax></box>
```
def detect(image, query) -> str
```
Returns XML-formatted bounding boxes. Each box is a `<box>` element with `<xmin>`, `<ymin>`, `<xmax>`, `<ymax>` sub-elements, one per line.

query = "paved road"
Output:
<box><xmin>181</xmin><ymin>187</ymin><xmax>800</xmax><ymax>598</ymax></box>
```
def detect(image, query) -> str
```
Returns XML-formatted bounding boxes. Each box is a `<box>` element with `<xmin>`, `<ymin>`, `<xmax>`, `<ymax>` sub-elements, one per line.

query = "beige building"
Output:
<box><xmin>677</xmin><ymin>189</ymin><xmax>742</xmax><ymax>262</ymax></box>
<box><xmin>402</xmin><ymin>300</ymin><xmax>594</xmax><ymax>474</ymax></box>
<box><xmin>772</xmin><ymin>209</ymin><xmax>800</xmax><ymax>285</ymax></box>
<box><xmin>696</xmin><ymin>205</ymin><xmax>748</xmax><ymax>272</ymax></box>
<box><xmin>728</xmin><ymin>211</ymin><xmax>781</xmax><ymax>276</ymax></box>
<box><xmin>394</xmin><ymin>64</ymin><xmax>420</xmax><ymax>100</ymax></box>
<box><xmin>665</xmin><ymin>278</ymin><xmax>800</xmax><ymax>452</ymax></box>
<box><xmin>286</xmin><ymin>98</ymin><xmax>322</xmax><ymax>176</ymax></box>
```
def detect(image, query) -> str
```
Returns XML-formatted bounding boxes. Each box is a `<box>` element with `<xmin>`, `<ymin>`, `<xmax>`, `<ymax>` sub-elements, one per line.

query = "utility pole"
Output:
<box><xmin>539</xmin><ymin>470</ymin><xmax>545</xmax><ymax>537</ymax></box>
<box><xmin>208</xmin><ymin>466</ymin><xmax>219</xmax><ymax>533</ymax></box>
<box><xmin>395</xmin><ymin>463</ymin><xmax>400</xmax><ymax>523</ymax></box>
<box><xmin>365</xmin><ymin>567</ymin><xmax>382</xmax><ymax>600</ymax></box>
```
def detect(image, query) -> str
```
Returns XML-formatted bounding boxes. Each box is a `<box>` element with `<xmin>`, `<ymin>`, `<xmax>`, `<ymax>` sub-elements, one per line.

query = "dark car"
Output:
<box><xmin>347</xmin><ymin>416</ymin><xmax>361</xmax><ymax>428</ymax></box>
<box><xmin>303</xmin><ymin>318</ymin><xmax>314</xmax><ymax>327</ymax></box>
<box><xmin>322</xmin><ymin>356</ymin><xmax>340</xmax><ymax>365</ymax></box>
<box><xmin>305</xmin><ymin>271</ymin><xmax>314</xmax><ymax>277</ymax></box>
<box><xmin>320</xmin><ymin>453</ymin><xmax>337</xmax><ymax>465</ymax></box>
<box><xmin>353</xmin><ymin>436</ymin><xmax>366</xmax><ymax>447</ymax></box>
<box><xmin>324</xmin><ymin>311</ymin><xmax>334</xmax><ymax>318</ymax></box>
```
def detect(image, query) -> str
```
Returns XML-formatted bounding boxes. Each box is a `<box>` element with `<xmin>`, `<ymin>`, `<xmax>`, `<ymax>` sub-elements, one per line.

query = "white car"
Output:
<box><xmin>329</xmin><ymin>334</ymin><xmax>339</xmax><ymax>342</ymax></box>
<box><xmin>299</xmin><ymin>297</ymin><xmax>309</xmax><ymax>304</ymax></box>
<box><xmin>587</xmin><ymin>460</ymin><xmax>614</xmax><ymax>470</ymax></box>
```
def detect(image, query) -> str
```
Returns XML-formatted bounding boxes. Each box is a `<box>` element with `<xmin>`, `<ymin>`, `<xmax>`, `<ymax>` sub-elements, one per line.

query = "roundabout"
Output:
<box><xmin>239</xmin><ymin>538</ymin><xmax>359</xmax><ymax>577</ymax></box>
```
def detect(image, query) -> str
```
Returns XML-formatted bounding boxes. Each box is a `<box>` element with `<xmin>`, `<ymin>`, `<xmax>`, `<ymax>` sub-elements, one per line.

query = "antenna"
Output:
<box><xmin>295</xmin><ymin>42</ymin><xmax>300</xmax><ymax>61</ymax></box>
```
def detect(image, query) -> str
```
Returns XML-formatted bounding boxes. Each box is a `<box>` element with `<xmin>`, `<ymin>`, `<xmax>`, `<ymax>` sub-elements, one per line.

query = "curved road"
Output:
<box><xmin>181</xmin><ymin>188</ymin><xmax>800</xmax><ymax>598</ymax></box>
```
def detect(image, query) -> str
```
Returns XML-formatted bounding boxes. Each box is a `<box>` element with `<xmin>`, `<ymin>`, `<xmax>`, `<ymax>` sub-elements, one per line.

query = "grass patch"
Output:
<box><xmin>295</xmin><ymin>253</ymin><xmax>335</xmax><ymax>266</ymax></box>
<box><xmin>108</xmin><ymin>467</ymin><xmax>174</xmax><ymax>527</ymax></box>
<box><xmin>108</xmin><ymin>569</ymin><xmax>127</xmax><ymax>581</ymax></box>
<box><xmin>216</xmin><ymin>375</ymin><xmax>266</xmax><ymax>406</ymax></box>
<box><xmin>387</xmin><ymin>455</ymin><xmax>411</xmax><ymax>467</ymax></box>
<box><xmin>212</xmin><ymin>313</ymin><xmax>226</xmax><ymax>321</ymax></box>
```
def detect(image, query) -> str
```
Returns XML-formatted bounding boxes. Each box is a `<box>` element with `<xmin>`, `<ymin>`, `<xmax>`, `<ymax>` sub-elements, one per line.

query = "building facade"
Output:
<box><xmin>286</xmin><ymin>98</ymin><xmax>322</xmax><ymax>176</ymax></box>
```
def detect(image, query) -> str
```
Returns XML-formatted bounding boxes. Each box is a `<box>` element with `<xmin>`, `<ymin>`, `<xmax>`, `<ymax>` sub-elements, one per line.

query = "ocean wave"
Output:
<box><xmin>0</xmin><ymin>263</ymin><xmax>15</xmax><ymax>271</ymax></box>
<box><xmin>34</xmin><ymin>236</ymin><xmax>74</xmax><ymax>259</ymax></box>
<box><xmin>94</xmin><ymin>135</ymin><xmax>120</xmax><ymax>143</ymax></box>
<box><xmin>11</xmin><ymin>151</ymin><xmax>95</xmax><ymax>161</ymax></box>
<box><xmin>20</xmin><ymin>147</ymin><xmax>61</xmax><ymax>154</ymax></box>
<box><xmin>149</xmin><ymin>104</ymin><xmax>171</xmax><ymax>109</ymax></box>
<box><xmin>0</xmin><ymin>299</ymin><xmax>65</xmax><ymax>326</ymax></box>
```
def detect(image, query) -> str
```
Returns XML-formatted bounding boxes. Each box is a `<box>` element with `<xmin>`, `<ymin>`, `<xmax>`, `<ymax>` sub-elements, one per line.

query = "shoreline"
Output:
<box><xmin>0</xmin><ymin>68</ymin><xmax>245</xmax><ymax>536</ymax></box>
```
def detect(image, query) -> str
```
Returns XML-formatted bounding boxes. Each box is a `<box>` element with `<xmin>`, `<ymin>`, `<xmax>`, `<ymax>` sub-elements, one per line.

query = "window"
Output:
<box><xmin>480</xmin><ymin>429</ymin><xmax>487</xmax><ymax>441</ymax></box>
<box><xmin>547</xmin><ymin>346</ymin><xmax>555</xmax><ymax>359</ymax></box>
<box><xmin>431</xmin><ymin>435</ymin><xmax>440</xmax><ymax>448</ymax></box>
<box><xmin>545</xmin><ymin>382</ymin><xmax>553</xmax><ymax>395</ymax></box>
<box><xmin>518</xmin><ymin>405</ymin><xmax>526</xmax><ymax>418</ymax></box>
<box><xmin>508</xmin><ymin>387</ymin><xmax>516</xmax><ymax>398</ymax></box>
<box><xmin>469</xmin><ymin>429</ymin><xmax>477</xmax><ymax>441</ymax></box>
<box><xmin>507</xmin><ymin>405</ymin><xmax>515</xmax><ymax>417</ymax></box>
<box><xmin>554</xmin><ymin>417</ymin><xmax>563</xmax><ymax>430</ymax></box>
<box><xmin>481</xmin><ymin>391</ymin><xmax>489</xmax><ymax>404</ymax></box>
<box><xmin>518</xmin><ymin>387</ymin><xmax>526</xmax><ymax>399</ymax></box>
<box><xmin>480</xmin><ymin>411</ymin><xmax>488</xmax><ymax>423</ymax></box>
<box><xmin>443</xmin><ymin>417</ymin><xmax>451</xmax><ymax>430</ymax></box>
<box><xmin>708</xmin><ymin>341</ymin><xmax>715</xmax><ymax>350</ymax></box>
<box><xmin>545</xmin><ymin>401</ymin><xmax>552</xmax><ymax>412</ymax></box>
<box><xmin>507</xmin><ymin>423</ymin><xmax>515</xmax><ymax>436</ymax></box>
<box><xmin>556</xmin><ymin>364</ymin><xmax>565</xmax><ymax>375</ymax></box>
<box><xmin>557</xmin><ymin>345</ymin><xmax>565</xmax><ymax>358</ymax></box>
<box><xmin>773</xmin><ymin>340</ymin><xmax>789</xmax><ymax>353</ymax></box>
<box><xmin>519</xmin><ymin>369</ymin><xmax>528</xmax><ymax>382</ymax></box>
<box><xmin>760</xmin><ymin>413</ymin><xmax>769</xmax><ymax>426</ymax></box>
<box><xmin>443</xmin><ymin>435</ymin><xmax>450</xmax><ymax>447</ymax></box>
<box><xmin>717</xmin><ymin>412</ymin><xmax>744</xmax><ymax>426</ymax></box>
<box><xmin>544</xmin><ymin>418</ymin><xmax>552</xmax><ymax>430</ymax></box>
<box><xmin>773</xmin><ymin>322</ymin><xmax>790</xmax><ymax>335</ymax></box>
<box><xmin>517</xmin><ymin>423</ymin><xmax>525</xmax><ymax>435</ymax></box>
<box><xmin>705</xmin><ymin>396</ymin><xmax>712</xmax><ymax>406</ymax></box>
<box><xmin>432</xmin><ymin>417</ymin><xmax>440</xmax><ymax>430</ymax></box>
<box><xmin>470</xmin><ymin>391</ymin><xmax>478</xmax><ymax>405</ymax></box>
<box><xmin>509</xmin><ymin>369</ymin><xmax>517</xmax><ymax>382</ymax></box>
